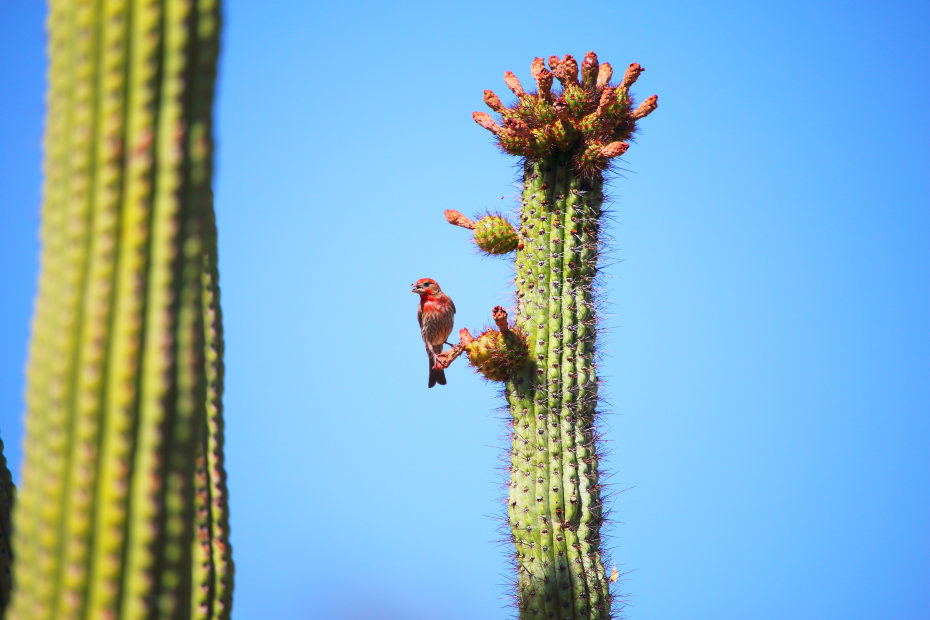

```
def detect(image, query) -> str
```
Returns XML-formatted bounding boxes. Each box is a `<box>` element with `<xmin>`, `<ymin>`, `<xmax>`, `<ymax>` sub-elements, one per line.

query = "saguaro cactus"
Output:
<box><xmin>9</xmin><ymin>0</ymin><xmax>232</xmax><ymax>618</ymax></box>
<box><xmin>464</xmin><ymin>52</ymin><xmax>657</xmax><ymax>618</ymax></box>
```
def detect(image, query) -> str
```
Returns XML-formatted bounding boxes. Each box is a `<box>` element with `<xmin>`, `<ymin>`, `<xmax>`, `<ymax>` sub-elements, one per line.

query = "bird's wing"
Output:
<box><xmin>451</xmin><ymin>298</ymin><xmax>456</xmax><ymax>315</ymax></box>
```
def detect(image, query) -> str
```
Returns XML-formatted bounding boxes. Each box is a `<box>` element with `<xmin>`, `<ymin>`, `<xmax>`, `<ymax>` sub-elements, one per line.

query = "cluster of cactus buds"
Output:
<box><xmin>473</xmin><ymin>52</ymin><xmax>657</xmax><ymax>176</ymax></box>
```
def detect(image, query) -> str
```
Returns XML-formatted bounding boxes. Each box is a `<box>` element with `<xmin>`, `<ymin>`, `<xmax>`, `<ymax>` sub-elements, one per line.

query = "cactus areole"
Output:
<box><xmin>473</xmin><ymin>52</ymin><xmax>657</xmax><ymax>618</ymax></box>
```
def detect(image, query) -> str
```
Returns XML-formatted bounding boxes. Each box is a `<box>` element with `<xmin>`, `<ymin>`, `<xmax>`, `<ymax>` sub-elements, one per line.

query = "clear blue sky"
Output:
<box><xmin>1</xmin><ymin>1</ymin><xmax>928</xmax><ymax>619</ymax></box>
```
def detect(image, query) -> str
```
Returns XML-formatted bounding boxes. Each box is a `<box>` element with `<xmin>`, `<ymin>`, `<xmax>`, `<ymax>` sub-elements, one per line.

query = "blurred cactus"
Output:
<box><xmin>470</xmin><ymin>52</ymin><xmax>657</xmax><ymax>618</ymax></box>
<box><xmin>0</xmin><ymin>435</ymin><xmax>13</xmax><ymax>613</ymax></box>
<box><xmin>8</xmin><ymin>0</ymin><xmax>232</xmax><ymax>618</ymax></box>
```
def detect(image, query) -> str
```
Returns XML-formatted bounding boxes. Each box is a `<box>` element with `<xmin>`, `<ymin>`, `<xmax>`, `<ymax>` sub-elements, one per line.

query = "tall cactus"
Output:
<box><xmin>462</xmin><ymin>52</ymin><xmax>657</xmax><ymax>618</ymax></box>
<box><xmin>9</xmin><ymin>0</ymin><xmax>232</xmax><ymax>618</ymax></box>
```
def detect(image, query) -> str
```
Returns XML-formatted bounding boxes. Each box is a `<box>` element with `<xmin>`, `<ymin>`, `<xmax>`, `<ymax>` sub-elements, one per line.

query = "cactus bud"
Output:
<box><xmin>483</xmin><ymin>89</ymin><xmax>506</xmax><ymax>113</ymax></box>
<box><xmin>553</xmin><ymin>54</ymin><xmax>579</xmax><ymax>86</ymax></box>
<box><xmin>631</xmin><ymin>94</ymin><xmax>658</xmax><ymax>119</ymax></box>
<box><xmin>581</xmin><ymin>51</ymin><xmax>599</xmax><ymax>88</ymax></box>
<box><xmin>473</xmin><ymin>111</ymin><xmax>501</xmax><ymax>134</ymax></box>
<box><xmin>504</xmin><ymin>71</ymin><xmax>526</xmax><ymax>97</ymax></box>
<box><xmin>596</xmin><ymin>62</ymin><xmax>613</xmax><ymax>89</ymax></box>
<box><xmin>620</xmin><ymin>62</ymin><xmax>644</xmax><ymax>90</ymax></box>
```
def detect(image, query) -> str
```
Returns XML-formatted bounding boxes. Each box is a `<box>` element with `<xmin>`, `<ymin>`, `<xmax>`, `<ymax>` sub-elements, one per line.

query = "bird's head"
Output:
<box><xmin>411</xmin><ymin>278</ymin><xmax>441</xmax><ymax>297</ymax></box>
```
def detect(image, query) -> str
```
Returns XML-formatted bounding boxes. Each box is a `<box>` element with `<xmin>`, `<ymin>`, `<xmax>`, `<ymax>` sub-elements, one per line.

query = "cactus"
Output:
<box><xmin>468</xmin><ymin>52</ymin><xmax>657</xmax><ymax>618</ymax></box>
<box><xmin>9</xmin><ymin>0</ymin><xmax>232</xmax><ymax>618</ymax></box>
<box><xmin>0</xmin><ymin>434</ymin><xmax>14</xmax><ymax>613</ymax></box>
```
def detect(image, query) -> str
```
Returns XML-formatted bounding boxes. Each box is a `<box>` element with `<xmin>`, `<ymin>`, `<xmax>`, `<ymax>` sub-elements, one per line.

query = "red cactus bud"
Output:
<box><xmin>595</xmin><ymin>87</ymin><xmax>616</xmax><ymax>118</ymax></box>
<box><xmin>548</xmin><ymin>55</ymin><xmax>562</xmax><ymax>70</ymax></box>
<box><xmin>483</xmin><ymin>90</ymin><xmax>506</xmax><ymax>113</ymax></box>
<box><xmin>473</xmin><ymin>111</ymin><xmax>501</xmax><ymax>134</ymax></box>
<box><xmin>620</xmin><ymin>63</ymin><xmax>644</xmax><ymax>90</ymax></box>
<box><xmin>458</xmin><ymin>327</ymin><xmax>475</xmax><ymax>345</ymax></box>
<box><xmin>631</xmin><ymin>94</ymin><xmax>658</xmax><ymax>119</ymax></box>
<box><xmin>600</xmin><ymin>141</ymin><xmax>630</xmax><ymax>158</ymax></box>
<box><xmin>552</xmin><ymin>99</ymin><xmax>571</xmax><ymax>123</ymax></box>
<box><xmin>581</xmin><ymin>51</ymin><xmax>599</xmax><ymax>87</ymax></box>
<box><xmin>554</xmin><ymin>54</ymin><xmax>579</xmax><ymax>86</ymax></box>
<box><xmin>504</xmin><ymin>116</ymin><xmax>532</xmax><ymax>136</ymax></box>
<box><xmin>492</xmin><ymin>305</ymin><xmax>510</xmax><ymax>332</ymax></box>
<box><xmin>596</xmin><ymin>62</ymin><xmax>613</xmax><ymax>89</ymax></box>
<box><xmin>531</xmin><ymin>57</ymin><xmax>553</xmax><ymax>98</ymax></box>
<box><xmin>504</xmin><ymin>71</ymin><xmax>526</xmax><ymax>97</ymax></box>
<box><xmin>444</xmin><ymin>209</ymin><xmax>477</xmax><ymax>229</ymax></box>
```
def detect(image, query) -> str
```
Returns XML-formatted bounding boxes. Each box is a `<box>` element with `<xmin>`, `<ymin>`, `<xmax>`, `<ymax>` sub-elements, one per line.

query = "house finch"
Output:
<box><xmin>412</xmin><ymin>278</ymin><xmax>456</xmax><ymax>387</ymax></box>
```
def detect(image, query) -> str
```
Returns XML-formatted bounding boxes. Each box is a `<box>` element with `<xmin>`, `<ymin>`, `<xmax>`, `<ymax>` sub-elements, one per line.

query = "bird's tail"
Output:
<box><xmin>428</xmin><ymin>346</ymin><xmax>447</xmax><ymax>388</ymax></box>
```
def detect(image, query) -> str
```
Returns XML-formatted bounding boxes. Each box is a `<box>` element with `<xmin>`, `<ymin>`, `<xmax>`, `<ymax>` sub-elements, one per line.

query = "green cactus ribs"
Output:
<box><xmin>469</xmin><ymin>51</ymin><xmax>657</xmax><ymax>619</ymax></box>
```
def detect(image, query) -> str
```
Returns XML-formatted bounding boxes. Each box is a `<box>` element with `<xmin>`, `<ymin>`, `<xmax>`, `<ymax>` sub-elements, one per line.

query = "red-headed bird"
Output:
<box><xmin>412</xmin><ymin>278</ymin><xmax>456</xmax><ymax>387</ymax></box>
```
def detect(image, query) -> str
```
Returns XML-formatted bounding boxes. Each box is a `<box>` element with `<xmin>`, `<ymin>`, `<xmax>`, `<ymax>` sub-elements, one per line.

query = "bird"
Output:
<box><xmin>411</xmin><ymin>278</ymin><xmax>456</xmax><ymax>387</ymax></box>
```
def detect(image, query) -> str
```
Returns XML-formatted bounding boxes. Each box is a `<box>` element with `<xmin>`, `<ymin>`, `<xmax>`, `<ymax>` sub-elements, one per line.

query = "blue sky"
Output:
<box><xmin>1</xmin><ymin>1</ymin><xmax>929</xmax><ymax>618</ymax></box>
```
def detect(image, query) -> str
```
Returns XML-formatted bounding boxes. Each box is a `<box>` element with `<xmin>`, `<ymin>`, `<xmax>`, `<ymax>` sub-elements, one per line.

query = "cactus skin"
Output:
<box><xmin>474</xmin><ymin>53</ymin><xmax>656</xmax><ymax>618</ymax></box>
<box><xmin>9</xmin><ymin>1</ymin><xmax>231</xmax><ymax>618</ymax></box>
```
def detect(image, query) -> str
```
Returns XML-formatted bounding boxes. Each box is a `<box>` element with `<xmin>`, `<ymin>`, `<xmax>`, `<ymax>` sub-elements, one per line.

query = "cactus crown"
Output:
<box><xmin>473</xmin><ymin>51</ymin><xmax>657</xmax><ymax>176</ymax></box>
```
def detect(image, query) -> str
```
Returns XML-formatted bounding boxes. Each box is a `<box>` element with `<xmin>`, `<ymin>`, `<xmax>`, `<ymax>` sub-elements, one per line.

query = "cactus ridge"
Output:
<box><xmin>470</xmin><ymin>52</ymin><xmax>656</xmax><ymax>619</ymax></box>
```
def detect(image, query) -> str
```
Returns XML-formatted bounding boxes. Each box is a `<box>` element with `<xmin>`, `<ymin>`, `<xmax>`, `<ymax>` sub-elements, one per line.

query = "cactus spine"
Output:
<box><xmin>472</xmin><ymin>53</ymin><xmax>657</xmax><ymax>618</ymax></box>
<box><xmin>9</xmin><ymin>0</ymin><xmax>232</xmax><ymax>618</ymax></box>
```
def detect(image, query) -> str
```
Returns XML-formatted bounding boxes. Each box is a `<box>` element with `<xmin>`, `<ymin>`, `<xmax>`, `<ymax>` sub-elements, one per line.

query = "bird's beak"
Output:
<box><xmin>411</xmin><ymin>283</ymin><xmax>421</xmax><ymax>293</ymax></box>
